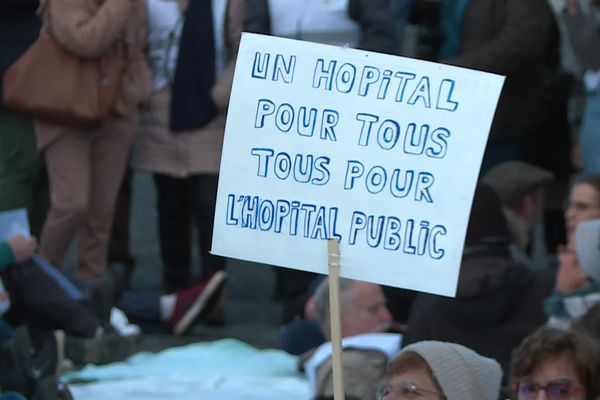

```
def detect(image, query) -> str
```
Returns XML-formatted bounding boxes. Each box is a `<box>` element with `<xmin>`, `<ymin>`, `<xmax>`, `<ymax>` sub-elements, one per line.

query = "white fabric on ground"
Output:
<box><xmin>69</xmin><ymin>376</ymin><xmax>308</xmax><ymax>400</ymax></box>
<box><xmin>64</xmin><ymin>339</ymin><xmax>309</xmax><ymax>400</ymax></box>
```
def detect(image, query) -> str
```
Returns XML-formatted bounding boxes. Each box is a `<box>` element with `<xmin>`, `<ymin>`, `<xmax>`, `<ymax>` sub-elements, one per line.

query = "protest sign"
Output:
<box><xmin>212</xmin><ymin>33</ymin><xmax>504</xmax><ymax>297</ymax></box>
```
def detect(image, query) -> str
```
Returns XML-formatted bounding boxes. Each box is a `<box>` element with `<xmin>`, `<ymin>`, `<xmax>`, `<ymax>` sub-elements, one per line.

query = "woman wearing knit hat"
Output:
<box><xmin>545</xmin><ymin>218</ymin><xmax>600</xmax><ymax>329</ymax></box>
<box><xmin>510</xmin><ymin>326</ymin><xmax>599</xmax><ymax>400</ymax></box>
<box><xmin>377</xmin><ymin>341</ymin><xmax>502</xmax><ymax>400</ymax></box>
<box><xmin>403</xmin><ymin>184</ymin><xmax>554</xmax><ymax>377</ymax></box>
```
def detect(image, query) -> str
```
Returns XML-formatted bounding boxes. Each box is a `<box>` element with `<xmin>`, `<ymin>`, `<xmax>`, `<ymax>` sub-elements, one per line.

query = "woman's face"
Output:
<box><xmin>381</xmin><ymin>369</ymin><xmax>444</xmax><ymax>400</ymax></box>
<box><xmin>565</xmin><ymin>183</ymin><xmax>600</xmax><ymax>243</ymax></box>
<box><xmin>516</xmin><ymin>355</ymin><xmax>587</xmax><ymax>400</ymax></box>
<box><xmin>555</xmin><ymin>245</ymin><xmax>591</xmax><ymax>294</ymax></box>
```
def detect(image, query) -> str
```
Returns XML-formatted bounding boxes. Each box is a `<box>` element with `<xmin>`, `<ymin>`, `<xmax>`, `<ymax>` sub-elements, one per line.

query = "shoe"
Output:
<box><xmin>28</xmin><ymin>330</ymin><xmax>65</xmax><ymax>400</ymax></box>
<box><xmin>27</xmin><ymin>330</ymin><xmax>64</xmax><ymax>382</ymax></box>
<box><xmin>65</xmin><ymin>328</ymin><xmax>137</xmax><ymax>366</ymax></box>
<box><xmin>0</xmin><ymin>328</ymin><xmax>32</xmax><ymax>396</ymax></box>
<box><xmin>167</xmin><ymin>271</ymin><xmax>227</xmax><ymax>335</ymax></box>
<box><xmin>110</xmin><ymin>307</ymin><xmax>141</xmax><ymax>337</ymax></box>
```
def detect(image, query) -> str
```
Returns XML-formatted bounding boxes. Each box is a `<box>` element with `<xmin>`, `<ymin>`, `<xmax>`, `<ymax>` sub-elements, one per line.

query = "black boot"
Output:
<box><xmin>27</xmin><ymin>330</ymin><xmax>64</xmax><ymax>400</ymax></box>
<box><xmin>0</xmin><ymin>327</ymin><xmax>34</xmax><ymax>397</ymax></box>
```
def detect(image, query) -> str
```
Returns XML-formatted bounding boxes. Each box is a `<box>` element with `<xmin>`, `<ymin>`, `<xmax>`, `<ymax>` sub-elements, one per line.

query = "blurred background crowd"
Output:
<box><xmin>0</xmin><ymin>0</ymin><xmax>599</xmax><ymax>399</ymax></box>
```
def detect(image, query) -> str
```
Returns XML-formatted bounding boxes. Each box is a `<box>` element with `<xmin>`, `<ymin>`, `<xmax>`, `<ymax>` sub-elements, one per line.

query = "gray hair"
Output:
<box><xmin>314</xmin><ymin>278</ymin><xmax>356</xmax><ymax>335</ymax></box>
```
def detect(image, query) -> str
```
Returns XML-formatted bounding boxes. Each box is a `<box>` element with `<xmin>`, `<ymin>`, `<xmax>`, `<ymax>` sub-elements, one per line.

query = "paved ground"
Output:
<box><xmin>68</xmin><ymin>171</ymin><xmax>284</xmax><ymax>356</ymax></box>
<box><xmin>67</xmin><ymin>26</ymin><xmax>423</xmax><ymax>361</ymax></box>
<box><xmin>131</xmin><ymin>171</ymin><xmax>284</xmax><ymax>351</ymax></box>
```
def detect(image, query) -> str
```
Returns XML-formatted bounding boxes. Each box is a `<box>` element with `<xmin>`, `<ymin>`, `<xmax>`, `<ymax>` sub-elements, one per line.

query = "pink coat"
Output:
<box><xmin>132</xmin><ymin>0</ymin><xmax>244</xmax><ymax>176</ymax></box>
<box><xmin>37</xmin><ymin>0</ymin><xmax>152</xmax><ymax>149</ymax></box>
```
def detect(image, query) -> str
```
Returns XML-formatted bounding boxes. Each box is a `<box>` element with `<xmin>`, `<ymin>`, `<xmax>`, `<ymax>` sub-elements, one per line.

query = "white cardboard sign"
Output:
<box><xmin>212</xmin><ymin>33</ymin><xmax>504</xmax><ymax>297</ymax></box>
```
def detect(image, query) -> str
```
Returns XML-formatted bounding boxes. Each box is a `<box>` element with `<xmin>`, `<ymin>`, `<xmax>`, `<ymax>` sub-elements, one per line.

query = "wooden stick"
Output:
<box><xmin>327</xmin><ymin>238</ymin><xmax>344</xmax><ymax>400</ymax></box>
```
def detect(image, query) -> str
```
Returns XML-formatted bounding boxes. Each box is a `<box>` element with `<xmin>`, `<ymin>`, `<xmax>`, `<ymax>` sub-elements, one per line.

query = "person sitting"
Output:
<box><xmin>545</xmin><ymin>218</ymin><xmax>600</xmax><ymax>329</ymax></box>
<box><xmin>244</xmin><ymin>0</ymin><xmax>395</xmax><ymax>321</ymax></box>
<box><xmin>303</xmin><ymin>278</ymin><xmax>400</xmax><ymax>400</ymax></box>
<box><xmin>564</xmin><ymin>175</ymin><xmax>600</xmax><ymax>246</ymax></box>
<box><xmin>403</xmin><ymin>184</ymin><xmax>554</xmax><ymax>379</ymax></box>
<box><xmin>509</xmin><ymin>326</ymin><xmax>599</xmax><ymax>400</ymax></box>
<box><xmin>0</xmin><ymin>233</ymin><xmax>98</xmax><ymax>399</ymax></box>
<box><xmin>482</xmin><ymin>161</ymin><xmax>554</xmax><ymax>268</ymax></box>
<box><xmin>116</xmin><ymin>270</ymin><xmax>227</xmax><ymax>336</ymax></box>
<box><xmin>379</xmin><ymin>340</ymin><xmax>502</xmax><ymax>400</ymax></box>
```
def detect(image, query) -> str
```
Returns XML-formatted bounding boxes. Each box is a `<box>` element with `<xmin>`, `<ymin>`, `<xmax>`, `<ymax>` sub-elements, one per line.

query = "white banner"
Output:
<box><xmin>212</xmin><ymin>33</ymin><xmax>504</xmax><ymax>297</ymax></box>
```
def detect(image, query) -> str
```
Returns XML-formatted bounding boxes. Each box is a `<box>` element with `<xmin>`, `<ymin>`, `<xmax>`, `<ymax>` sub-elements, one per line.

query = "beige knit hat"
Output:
<box><xmin>398</xmin><ymin>341</ymin><xmax>502</xmax><ymax>400</ymax></box>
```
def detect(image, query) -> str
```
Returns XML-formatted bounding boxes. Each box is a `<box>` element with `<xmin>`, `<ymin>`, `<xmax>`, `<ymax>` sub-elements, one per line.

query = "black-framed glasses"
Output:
<box><xmin>377</xmin><ymin>381</ymin><xmax>446</xmax><ymax>399</ymax></box>
<box><xmin>513</xmin><ymin>379</ymin><xmax>586</xmax><ymax>400</ymax></box>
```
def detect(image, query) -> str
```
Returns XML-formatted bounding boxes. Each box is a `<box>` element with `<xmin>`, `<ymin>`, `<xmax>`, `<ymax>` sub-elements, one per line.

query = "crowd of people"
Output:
<box><xmin>0</xmin><ymin>0</ymin><xmax>599</xmax><ymax>399</ymax></box>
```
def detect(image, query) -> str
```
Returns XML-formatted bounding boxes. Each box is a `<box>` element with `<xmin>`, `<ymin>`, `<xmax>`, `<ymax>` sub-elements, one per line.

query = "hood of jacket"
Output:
<box><xmin>434</xmin><ymin>246</ymin><xmax>534</xmax><ymax>327</ymax></box>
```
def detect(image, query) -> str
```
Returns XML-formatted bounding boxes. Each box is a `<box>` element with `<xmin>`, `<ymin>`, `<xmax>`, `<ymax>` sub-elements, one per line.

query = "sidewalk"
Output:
<box><xmin>101</xmin><ymin>171</ymin><xmax>283</xmax><ymax>353</ymax></box>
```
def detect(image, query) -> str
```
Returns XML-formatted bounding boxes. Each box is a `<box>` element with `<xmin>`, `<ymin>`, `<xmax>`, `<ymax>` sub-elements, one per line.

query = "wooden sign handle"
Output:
<box><xmin>327</xmin><ymin>238</ymin><xmax>344</xmax><ymax>400</ymax></box>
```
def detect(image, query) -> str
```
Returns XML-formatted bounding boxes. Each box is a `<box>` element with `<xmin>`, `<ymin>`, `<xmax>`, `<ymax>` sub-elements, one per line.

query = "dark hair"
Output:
<box><xmin>573</xmin><ymin>304</ymin><xmax>600</xmax><ymax>344</ymax></box>
<box><xmin>464</xmin><ymin>184</ymin><xmax>510</xmax><ymax>247</ymax></box>
<box><xmin>510</xmin><ymin>327</ymin><xmax>600</xmax><ymax>398</ymax></box>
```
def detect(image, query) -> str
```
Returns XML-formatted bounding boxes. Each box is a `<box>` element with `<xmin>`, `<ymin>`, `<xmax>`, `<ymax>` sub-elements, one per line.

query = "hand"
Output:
<box><xmin>555</xmin><ymin>244</ymin><xmax>591</xmax><ymax>293</ymax></box>
<box><xmin>8</xmin><ymin>235</ymin><xmax>37</xmax><ymax>263</ymax></box>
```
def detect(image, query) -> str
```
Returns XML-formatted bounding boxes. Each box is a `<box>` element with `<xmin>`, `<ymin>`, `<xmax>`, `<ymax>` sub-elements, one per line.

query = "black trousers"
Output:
<box><xmin>1</xmin><ymin>259</ymin><xmax>99</xmax><ymax>349</ymax></box>
<box><xmin>153</xmin><ymin>173</ymin><xmax>225</xmax><ymax>293</ymax></box>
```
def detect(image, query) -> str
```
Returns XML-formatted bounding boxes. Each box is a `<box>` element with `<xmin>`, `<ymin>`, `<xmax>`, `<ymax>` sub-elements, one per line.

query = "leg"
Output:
<box><xmin>29</xmin><ymin>164</ymin><xmax>49</xmax><ymax>240</ymax></box>
<box><xmin>117</xmin><ymin>290</ymin><xmax>161</xmax><ymax>323</ymax></box>
<box><xmin>0</xmin><ymin>112</ymin><xmax>48</xmax><ymax>237</ymax></box>
<box><xmin>153</xmin><ymin>174</ymin><xmax>192</xmax><ymax>292</ymax></box>
<box><xmin>76</xmin><ymin>115</ymin><xmax>137</xmax><ymax>283</ymax></box>
<box><xmin>192</xmin><ymin>174</ymin><xmax>225</xmax><ymax>280</ymax></box>
<box><xmin>108</xmin><ymin>164</ymin><xmax>135</xmax><ymax>270</ymax></box>
<box><xmin>1</xmin><ymin>261</ymin><xmax>99</xmax><ymax>346</ymax></box>
<box><xmin>38</xmin><ymin>124</ymin><xmax>91</xmax><ymax>269</ymax></box>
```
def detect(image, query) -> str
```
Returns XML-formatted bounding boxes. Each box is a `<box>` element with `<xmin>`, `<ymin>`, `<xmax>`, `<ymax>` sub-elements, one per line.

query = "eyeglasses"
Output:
<box><xmin>513</xmin><ymin>380</ymin><xmax>586</xmax><ymax>400</ymax></box>
<box><xmin>377</xmin><ymin>381</ymin><xmax>446</xmax><ymax>400</ymax></box>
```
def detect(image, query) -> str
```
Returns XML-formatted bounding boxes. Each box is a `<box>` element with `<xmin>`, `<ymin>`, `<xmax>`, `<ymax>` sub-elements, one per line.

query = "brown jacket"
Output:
<box><xmin>132</xmin><ymin>0</ymin><xmax>243</xmax><ymax>176</ymax></box>
<box><xmin>45</xmin><ymin>0</ymin><xmax>152</xmax><ymax>118</ymax></box>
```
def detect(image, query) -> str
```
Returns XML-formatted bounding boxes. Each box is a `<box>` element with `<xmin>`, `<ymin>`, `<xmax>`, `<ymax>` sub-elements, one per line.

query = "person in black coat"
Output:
<box><xmin>402</xmin><ymin>184</ymin><xmax>555</xmax><ymax>381</ymax></box>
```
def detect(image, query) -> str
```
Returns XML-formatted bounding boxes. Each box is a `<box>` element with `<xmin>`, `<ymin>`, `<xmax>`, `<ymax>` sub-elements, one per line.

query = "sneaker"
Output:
<box><xmin>167</xmin><ymin>271</ymin><xmax>227</xmax><ymax>335</ymax></box>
